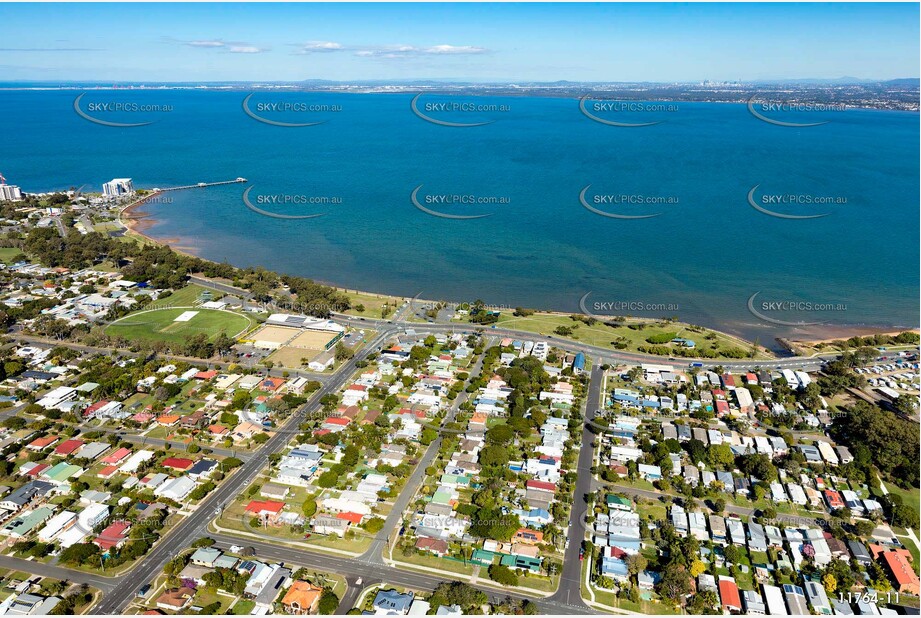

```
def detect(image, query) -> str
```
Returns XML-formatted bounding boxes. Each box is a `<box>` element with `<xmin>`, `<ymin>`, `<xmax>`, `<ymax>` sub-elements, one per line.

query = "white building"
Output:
<box><xmin>102</xmin><ymin>178</ymin><xmax>134</xmax><ymax>197</ymax></box>
<box><xmin>0</xmin><ymin>183</ymin><xmax>23</xmax><ymax>202</ymax></box>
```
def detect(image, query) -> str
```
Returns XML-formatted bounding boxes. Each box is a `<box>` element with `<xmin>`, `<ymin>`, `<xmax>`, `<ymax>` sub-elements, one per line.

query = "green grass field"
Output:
<box><xmin>0</xmin><ymin>248</ymin><xmax>26</xmax><ymax>264</ymax></box>
<box><xmin>147</xmin><ymin>284</ymin><xmax>210</xmax><ymax>309</ymax></box>
<box><xmin>456</xmin><ymin>311</ymin><xmax>772</xmax><ymax>360</ymax></box>
<box><xmin>105</xmin><ymin>307</ymin><xmax>252</xmax><ymax>344</ymax></box>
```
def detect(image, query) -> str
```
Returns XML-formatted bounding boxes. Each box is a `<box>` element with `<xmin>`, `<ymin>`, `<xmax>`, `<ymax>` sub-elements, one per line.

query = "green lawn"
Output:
<box><xmin>105</xmin><ymin>307</ymin><xmax>253</xmax><ymax>344</ymax></box>
<box><xmin>459</xmin><ymin>311</ymin><xmax>772</xmax><ymax>360</ymax></box>
<box><xmin>148</xmin><ymin>284</ymin><xmax>210</xmax><ymax>309</ymax></box>
<box><xmin>230</xmin><ymin>599</ymin><xmax>255</xmax><ymax>614</ymax></box>
<box><xmin>0</xmin><ymin>248</ymin><xmax>25</xmax><ymax>264</ymax></box>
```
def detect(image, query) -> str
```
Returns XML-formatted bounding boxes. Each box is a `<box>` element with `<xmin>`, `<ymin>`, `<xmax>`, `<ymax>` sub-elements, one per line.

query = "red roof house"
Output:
<box><xmin>525</xmin><ymin>479</ymin><xmax>557</xmax><ymax>493</ymax></box>
<box><xmin>54</xmin><ymin>439</ymin><xmax>84</xmax><ymax>456</ymax></box>
<box><xmin>161</xmin><ymin>457</ymin><xmax>194</xmax><ymax>471</ymax></box>
<box><xmin>245</xmin><ymin>500</ymin><xmax>285</xmax><ymax>518</ymax></box>
<box><xmin>718</xmin><ymin>577</ymin><xmax>741</xmax><ymax>613</ymax></box>
<box><xmin>94</xmin><ymin>521</ymin><xmax>131</xmax><ymax>551</ymax></box>
<box><xmin>102</xmin><ymin>447</ymin><xmax>131</xmax><ymax>465</ymax></box>
<box><xmin>336</xmin><ymin>512</ymin><xmax>364</xmax><ymax>525</ymax></box>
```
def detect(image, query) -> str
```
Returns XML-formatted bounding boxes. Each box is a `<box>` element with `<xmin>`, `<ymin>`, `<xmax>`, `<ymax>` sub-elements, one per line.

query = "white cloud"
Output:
<box><xmin>187</xmin><ymin>40</ymin><xmax>226</xmax><ymax>48</ymax></box>
<box><xmin>353</xmin><ymin>44</ymin><xmax>488</xmax><ymax>59</ymax></box>
<box><xmin>227</xmin><ymin>46</ymin><xmax>265</xmax><ymax>54</ymax></box>
<box><xmin>298</xmin><ymin>41</ymin><xmax>344</xmax><ymax>53</ymax></box>
<box><xmin>294</xmin><ymin>42</ymin><xmax>488</xmax><ymax>59</ymax></box>
<box><xmin>424</xmin><ymin>45</ymin><xmax>487</xmax><ymax>55</ymax></box>
<box><xmin>180</xmin><ymin>38</ymin><xmax>267</xmax><ymax>53</ymax></box>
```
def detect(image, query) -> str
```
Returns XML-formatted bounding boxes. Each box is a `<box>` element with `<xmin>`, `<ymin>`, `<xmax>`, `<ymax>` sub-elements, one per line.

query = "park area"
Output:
<box><xmin>105</xmin><ymin>307</ymin><xmax>254</xmax><ymax>345</ymax></box>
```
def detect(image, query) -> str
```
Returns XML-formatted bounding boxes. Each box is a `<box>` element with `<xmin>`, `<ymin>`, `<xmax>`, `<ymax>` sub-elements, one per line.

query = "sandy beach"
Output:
<box><xmin>120</xmin><ymin>193</ymin><xmax>200</xmax><ymax>257</ymax></box>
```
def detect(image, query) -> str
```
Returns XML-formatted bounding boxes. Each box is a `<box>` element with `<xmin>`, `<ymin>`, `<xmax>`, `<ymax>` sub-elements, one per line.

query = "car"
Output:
<box><xmin>137</xmin><ymin>584</ymin><xmax>152</xmax><ymax>598</ymax></box>
<box><xmin>229</xmin><ymin>545</ymin><xmax>244</xmax><ymax>553</ymax></box>
<box><xmin>579</xmin><ymin>547</ymin><xmax>584</xmax><ymax>561</ymax></box>
<box><xmin>356</xmin><ymin>577</ymin><xmax>363</xmax><ymax>586</ymax></box>
<box><xmin>304</xmin><ymin>533</ymin><xmax>312</xmax><ymax>539</ymax></box>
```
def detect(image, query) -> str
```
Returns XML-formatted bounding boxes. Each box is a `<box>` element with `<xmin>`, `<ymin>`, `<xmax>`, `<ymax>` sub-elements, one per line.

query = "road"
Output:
<box><xmin>329</xmin><ymin>314</ymin><xmax>835</xmax><ymax>372</ymax></box>
<box><xmin>207</xmin><ymin>533</ymin><xmax>593</xmax><ymax>615</ymax></box>
<box><xmin>91</xmin><ymin>327</ymin><xmax>396</xmax><ymax>613</ymax></box>
<box><xmin>0</xmin><ymin>554</ymin><xmax>114</xmax><ymax>593</ymax></box>
<box><xmin>88</xmin><ymin>425</ymin><xmax>249</xmax><ymax>461</ymax></box>
<box><xmin>543</xmin><ymin>365</ymin><xmax>600</xmax><ymax>612</ymax></box>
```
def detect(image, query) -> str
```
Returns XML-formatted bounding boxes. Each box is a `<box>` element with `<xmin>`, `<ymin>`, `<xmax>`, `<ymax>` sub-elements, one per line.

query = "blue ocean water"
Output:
<box><xmin>0</xmin><ymin>89</ymin><xmax>917</xmax><ymax>345</ymax></box>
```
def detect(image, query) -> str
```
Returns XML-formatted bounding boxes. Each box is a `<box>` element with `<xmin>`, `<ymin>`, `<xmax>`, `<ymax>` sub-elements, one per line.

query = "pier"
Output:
<box><xmin>153</xmin><ymin>178</ymin><xmax>247</xmax><ymax>192</ymax></box>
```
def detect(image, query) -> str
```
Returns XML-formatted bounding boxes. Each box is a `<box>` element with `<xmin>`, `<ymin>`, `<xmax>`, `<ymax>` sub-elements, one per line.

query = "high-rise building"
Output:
<box><xmin>0</xmin><ymin>184</ymin><xmax>22</xmax><ymax>202</ymax></box>
<box><xmin>102</xmin><ymin>178</ymin><xmax>134</xmax><ymax>198</ymax></box>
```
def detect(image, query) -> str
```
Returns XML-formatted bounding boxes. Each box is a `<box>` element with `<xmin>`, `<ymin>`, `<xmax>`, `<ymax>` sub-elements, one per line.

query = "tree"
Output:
<box><xmin>707</xmin><ymin>443</ymin><xmax>735</xmax><ymax>469</ymax></box>
<box><xmin>317</xmin><ymin>471</ymin><xmax>338</xmax><ymax>488</ymax></box>
<box><xmin>363</xmin><ymin>517</ymin><xmax>385</xmax><ymax>533</ymax></box>
<box><xmin>657</xmin><ymin>563</ymin><xmax>692</xmax><ymax>604</ymax></box>
<box><xmin>302</xmin><ymin>499</ymin><xmax>317</xmax><ymax>517</ymax></box>
<box><xmin>487</xmin><ymin>564</ymin><xmax>519</xmax><ymax>586</ymax></box>
<box><xmin>318</xmin><ymin>590</ymin><xmax>340</xmax><ymax>615</ymax></box>
<box><xmin>822</xmin><ymin>573</ymin><xmax>837</xmax><ymax>594</ymax></box>
<box><xmin>689</xmin><ymin>560</ymin><xmax>706</xmax><ymax>577</ymax></box>
<box><xmin>626</xmin><ymin>553</ymin><xmax>648</xmax><ymax>576</ymax></box>
<box><xmin>891</xmin><ymin>504</ymin><xmax>920</xmax><ymax>529</ymax></box>
<box><xmin>334</xmin><ymin>342</ymin><xmax>354</xmax><ymax>362</ymax></box>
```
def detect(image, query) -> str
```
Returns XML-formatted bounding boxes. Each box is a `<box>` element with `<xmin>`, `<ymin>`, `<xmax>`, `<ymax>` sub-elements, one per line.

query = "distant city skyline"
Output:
<box><xmin>0</xmin><ymin>3</ymin><xmax>918</xmax><ymax>82</ymax></box>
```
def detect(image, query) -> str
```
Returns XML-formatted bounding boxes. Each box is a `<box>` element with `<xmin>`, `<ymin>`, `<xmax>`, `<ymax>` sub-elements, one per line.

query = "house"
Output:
<box><xmin>281</xmin><ymin>581</ymin><xmax>323</xmax><ymax>615</ymax></box>
<box><xmin>26</xmin><ymin>435</ymin><xmax>57</xmax><ymax>452</ymax></box>
<box><xmin>606</xmin><ymin>494</ymin><xmax>632</xmax><ymax>512</ymax></box>
<box><xmin>718</xmin><ymin>576</ymin><xmax>742</xmax><ymax>614</ymax></box>
<box><xmin>742</xmin><ymin>589</ymin><xmax>766</xmax><ymax>615</ymax></box>
<box><xmin>372</xmin><ymin>589</ymin><xmax>414</xmax><ymax>615</ymax></box>
<box><xmin>261</xmin><ymin>483</ymin><xmax>290</xmax><ymax>500</ymax></box>
<box><xmin>709</xmin><ymin>515</ymin><xmax>727</xmax><ymax>545</ymax></box>
<box><xmin>879</xmin><ymin>549</ymin><xmax>920</xmax><ymax>595</ymax></box>
<box><xmin>156</xmin><ymin>587</ymin><xmax>195</xmax><ymax>612</ymax></box>
<box><xmin>761</xmin><ymin>584</ymin><xmax>787</xmax><ymax>616</ymax></box>
<box><xmin>804</xmin><ymin>580</ymin><xmax>832</xmax><ymax>615</ymax></box>
<box><xmin>94</xmin><ymin>521</ymin><xmax>130</xmax><ymax>551</ymax></box>
<box><xmin>513</xmin><ymin>528</ymin><xmax>544</xmax><ymax>545</ymax></box>
<box><xmin>246</xmin><ymin>500</ymin><xmax>285</xmax><ymax>522</ymax></box>
<box><xmin>154</xmin><ymin>477</ymin><xmax>197</xmax><ymax>501</ymax></box>
<box><xmin>37</xmin><ymin>510</ymin><xmax>76</xmax><ymax>542</ymax></box>
<box><xmin>2</xmin><ymin>593</ymin><xmax>61</xmax><ymax>615</ymax></box>
<box><xmin>53</xmin><ymin>439</ymin><xmax>84</xmax><ymax>456</ymax></box>
<box><xmin>847</xmin><ymin>540</ymin><xmax>873</xmax><ymax>566</ymax></box>
<box><xmin>312</xmin><ymin>516</ymin><xmax>350</xmax><ymax>538</ymax></box>
<box><xmin>0</xmin><ymin>480</ymin><xmax>55</xmax><ymax>513</ymax></box>
<box><xmin>161</xmin><ymin>457</ymin><xmax>194</xmax><ymax>472</ymax></box>
<box><xmin>782</xmin><ymin>584</ymin><xmax>808</xmax><ymax>615</ymax></box>
<box><xmin>190</xmin><ymin>547</ymin><xmax>223</xmax><ymax>567</ymax></box>
<box><xmin>415</xmin><ymin>536</ymin><xmax>449</xmax><ymax>557</ymax></box>
<box><xmin>253</xmin><ymin>566</ymin><xmax>291</xmax><ymax>611</ymax></box>
<box><xmin>102</xmin><ymin>447</ymin><xmax>132</xmax><ymax>465</ymax></box>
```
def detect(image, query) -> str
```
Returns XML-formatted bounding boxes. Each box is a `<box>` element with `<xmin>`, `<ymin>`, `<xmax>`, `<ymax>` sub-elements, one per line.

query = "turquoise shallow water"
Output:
<box><xmin>0</xmin><ymin>89</ymin><xmax>917</xmax><ymax>345</ymax></box>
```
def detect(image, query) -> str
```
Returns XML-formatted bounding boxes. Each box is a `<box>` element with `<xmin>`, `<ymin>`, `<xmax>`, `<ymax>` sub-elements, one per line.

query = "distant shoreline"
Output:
<box><xmin>4</xmin><ymin>85</ymin><xmax>918</xmax><ymax>113</ymax></box>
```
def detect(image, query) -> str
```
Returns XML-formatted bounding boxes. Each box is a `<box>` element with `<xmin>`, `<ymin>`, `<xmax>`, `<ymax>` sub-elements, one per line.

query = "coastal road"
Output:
<box><xmin>188</xmin><ymin>275</ymin><xmax>253</xmax><ymax>301</ymax></box>
<box><xmin>91</xmin><ymin>327</ymin><xmax>397</xmax><ymax>613</ymax></box>
<box><xmin>330</xmin><ymin>314</ymin><xmax>836</xmax><ymax>372</ymax></box>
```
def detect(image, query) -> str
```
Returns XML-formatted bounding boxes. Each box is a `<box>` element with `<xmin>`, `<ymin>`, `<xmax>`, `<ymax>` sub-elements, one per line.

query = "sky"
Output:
<box><xmin>0</xmin><ymin>3</ymin><xmax>918</xmax><ymax>83</ymax></box>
